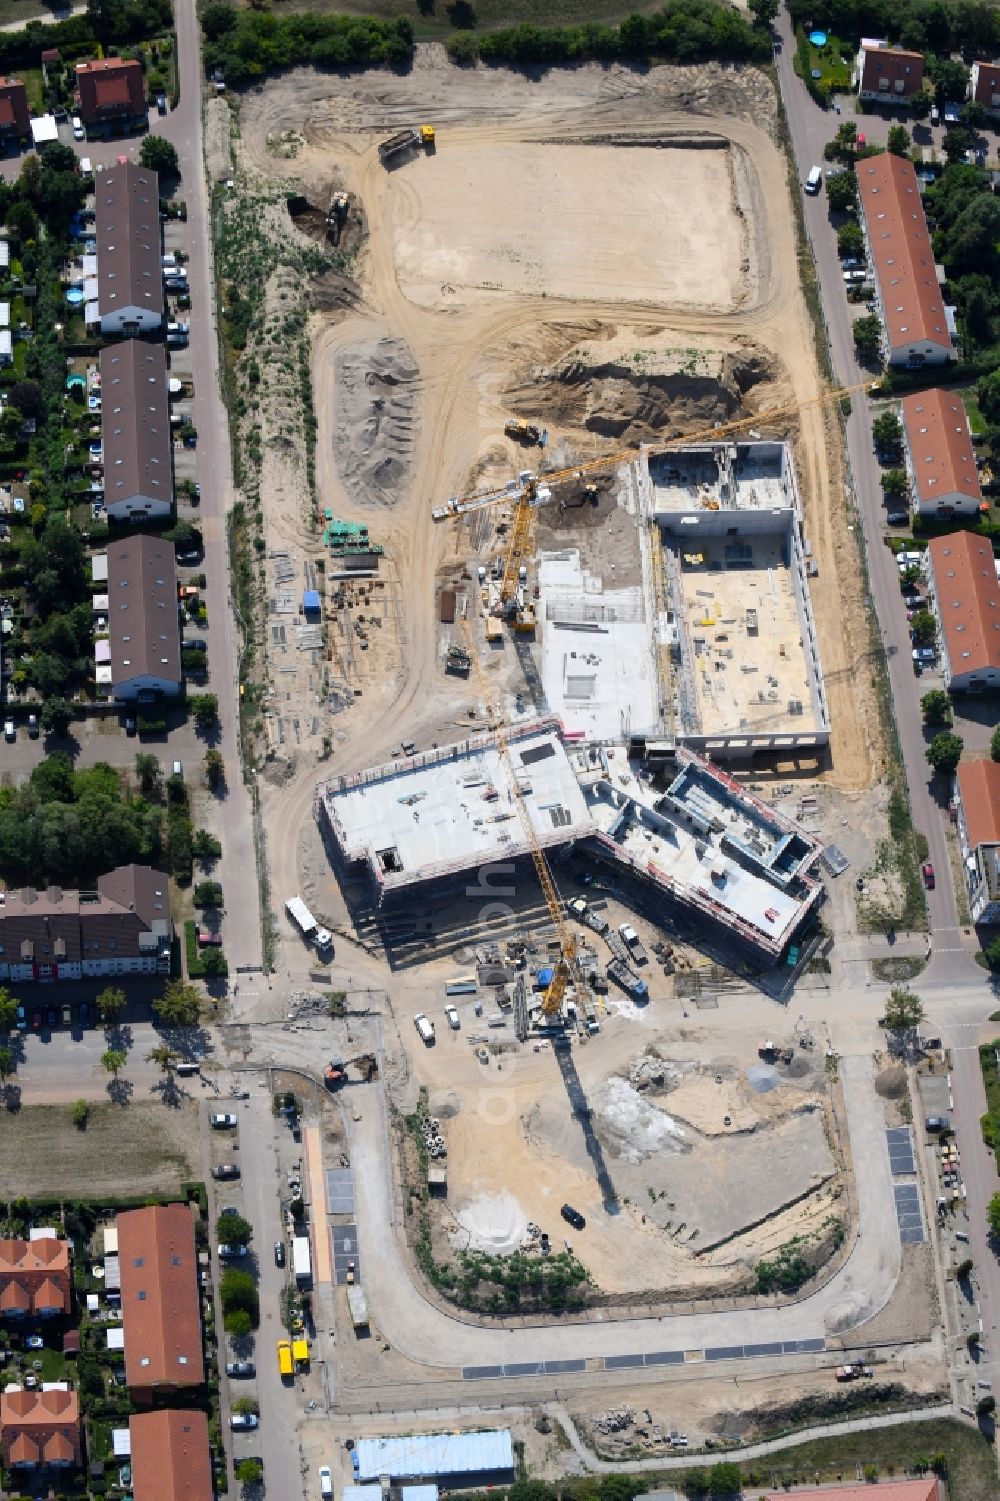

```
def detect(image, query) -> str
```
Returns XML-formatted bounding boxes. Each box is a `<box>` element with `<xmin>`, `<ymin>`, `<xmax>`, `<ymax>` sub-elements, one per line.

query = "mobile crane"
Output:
<box><xmin>459</xmin><ymin>615</ymin><xmax>581</xmax><ymax>1020</ymax></box>
<box><xmin>434</xmin><ymin>377</ymin><xmax>879</xmax><ymax>619</ymax></box>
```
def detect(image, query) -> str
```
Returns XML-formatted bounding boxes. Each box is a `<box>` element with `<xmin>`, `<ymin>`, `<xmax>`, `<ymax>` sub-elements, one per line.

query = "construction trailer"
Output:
<box><xmin>292</xmin><ymin>1234</ymin><xmax>312</xmax><ymax>1288</ymax></box>
<box><xmin>347</xmin><ymin>1283</ymin><xmax>369</xmax><ymax>1332</ymax></box>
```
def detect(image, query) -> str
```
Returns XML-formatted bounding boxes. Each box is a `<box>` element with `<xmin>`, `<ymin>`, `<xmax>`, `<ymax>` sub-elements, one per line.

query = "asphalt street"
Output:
<box><xmin>773</xmin><ymin>4</ymin><xmax>1000</xmax><ymax>1397</ymax></box>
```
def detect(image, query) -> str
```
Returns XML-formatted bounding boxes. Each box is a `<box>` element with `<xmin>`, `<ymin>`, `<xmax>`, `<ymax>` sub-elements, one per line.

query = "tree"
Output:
<box><xmin>872</xmin><ymin>409</ymin><xmax>902</xmax><ymax>450</ymax></box>
<box><xmin>145</xmin><ymin>1043</ymin><xmax>178</xmax><ymax>1073</ymax></box>
<box><xmin>70</xmin><ymin>1099</ymin><xmax>89</xmax><ymax>1129</ymax></box>
<box><xmin>853</xmin><ymin>314</ymin><xmax>882</xmax><ymax>353</ymax></box>
<box><xmin>921</xmin><ymin>690</ymin><xmax>952</xmax><ymax>727</ymax></box>
<box><xmin>8</xmin><ymin>381</ymin><xmax>42</xmax><ymax>421</ymax></box>
<box><xmin>201</xmin><ymin>1</ymin><xmax>238</xmax><ymax>39</ymax></box>
<box><xmin>139</xmin><ymin>135</ymin><xmax>179</xmax><ymax>175</ymax></box>
<box><xmin>101</xmin><ymin>1048</ymin><xmax>126</xmax><ymax>1078</ymax></box>
<box><xmin>0</xmin><ymin>987</ymin><xmax>18</xmax><ymax>1032</ymax></box>
<box><xmin>0</xmin><ymin>1047</ymin><xmax>14</xmax><ymax>1083</ymax></box>
<box><xmin>193</xmin><ymin>880</ymin><xmax>223</xmax><ymax>908</ymax></box>
<box><xmin>154</xmin><ymin>979</ymin><xmax>203</xmax><ymax>1029</ymax></box>
<box><xmin>190</xmin><ymin>694</ymin><xmax>219</xmax><ymax>731</ymax></box>
<box><xmin>224</xmin><ymin>1307</ymin><xmax>253</xmax><ymax>1337</ymax></box>
<box><xmin>929</xmin><ymin>56</ymin><xmax>970</xmax><ymax>106</ymax></box>
<box><xmin>167</xmin><ymin>519</ymin><xmax>201</xmax><ymax>552</ymax></box>
<box><xmin>748</xmin><ymin>0</ymin><xmax>777</xmax><ymax>25</ymax></box>
<box><xmin>910</xmin><ymin>609</ymin><xmax>937</xmax><ymax>645</ymax></box>
<box><xmin>989</xmin><ymin>1191</ymin><xmax>1000</xmax><ymax>1239</ymax></box>
<box><xmin>135</xmin><ymin>752</ymin><xmax>161</xmax><ymax>795</ymax></box>
<box><xmin>235</xmin><ymin>1459</ymin><xmax>264</xmax><ymax>1485</ymax></box>
<box><xmin>825</xmin><ymin>171</ymin><xmax>857</xmax><ymax>213</ymax></box>
<box><xmin>977</xmin><ymin>1392</ymin><xmax>996</xmax><ymax>1416</ymax></box>
<box><xmin>205</xmin><ymin>747</ymin><xmax>225</xmax><ymax>790</ymax></box>
<box><xmin>216</xmin><ymin>1211</ymin><xmax>253</xmax><ymax>1248</ymax></box>
<box><xmin>926</xmin><ymin>732</ymin><xmax>964</xmax><ymax>776</ymax></box>
<box><xmin>706</xmin><ymin>1463</ymin><xmax>742</xmax><ymax>1500</ymax></box>
<box><xmin>881</xmin><ymin>988</ymin><xmax>925</xmax><ymax>1032</ymax></box>
<box><xmin>985</xmin><ymin>934</ymin><xmax>1000</xmax><ymax>970</ymax></box>
<box><xmin>910</xmin><ymin>89</ymin><xmax>934</xmax><ymax>121</ymax></box>
<box><xmin>992</xmin><ymin>725</ymin><xmax>1000</xmax><ymax>762</ymax></box>
<box><xmin>943</xmin><ymin>124</ymin><xmax>976</xmax><ymax>165</ymax></box>
<box><xmin>961</xmin><ymin>100</ymin><xmax>987</xmax><ymax>131</ymax></box>
<box><xmin>40</xmin><ymin>697</ymin><xmax>74</xmax><ymax>737</ymax></box>
<box><xmin>96</xmin><ymin>986</ymin><xmax>127</xmax><ymax>1024</ymax></box>
<box><xmin>193</xmin><ymin>828</ymin><xmax>222</xmax><ymax>862</ymax></box>
<box><xmin>837</xmin><ymin>221</ymin><xmax>864</xmax><ymax>258</ymax></box>
<box><xmin>232</xmin><ymin>1395</ymin><xmax>259</xmax><ymax>1416</ymax></box>
<box><xmin>200</xmin><ymin>947</ymin><xmax>228</xmax><ymax>977</ymax></box>
<box><xmin>887</xmin><ymin>125</ymin><xmax>911</xmax><ymax>158</ymax></box>
<box><xmin>883</xmin><ymin>468</ymin><xmax>909</xmax><ymax>498</ymax></box>
<box><xmin>980</xmin><ymin>368</ymin><xmax>1000</xmax><ymax>424</ymax></box>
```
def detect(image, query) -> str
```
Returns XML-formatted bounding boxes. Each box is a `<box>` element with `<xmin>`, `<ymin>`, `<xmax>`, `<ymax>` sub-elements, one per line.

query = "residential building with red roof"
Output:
<box><xmin>857</xmin><ymin>153</ymin><xmax>955</xmax><ymax>368</ymax></box>
<box><xmin>0</xmin><ymin>79</ymin><xmax>29</xmax><ymax>139</ymax></box>
<box><xmin>927</xmin><ymin>530</ymin><xmax>1000</xmax><ymax>691</ymax></box>
<box><xmin>75</xmin><ymin>57</ymin><xmax>146</xmax><ymax>130</ymax></box>
<box><xmin>0</xmin><ymin>1237</ymin><xmax>71</xmax><ymax>1318</ymax></box>
<box><xmin>855</xmin><ymin>41</ymin><xmax>925</xmax><ymax>103</ymax></box>
<box><xmin>117</xmin><ymin>1204</ymin><xmax>204</xmax><ymax>1402</ymax></box>
<box><xmin>956</xmin><ymin>758</ymin><xmax>1000</xmax><ymax>923</ymax></box>
<box><xmin>0</xmin><ymin>1387</ymin><xmax>80</xmax><ymax>1470</ymax></box>
<box><xmin>902</xmin><ymin>388</ymin><xmax>983</xmax><ymax>516</ymax></box>
<box><xmin>971</xmin><ymin>60</ymin><xmax>1000</xmax><ymax>114</ymax></box>
<box><xmin>130</xmin><ymin>1409</ymin><xmax>212</xmax><ymax>1501</ymax></box>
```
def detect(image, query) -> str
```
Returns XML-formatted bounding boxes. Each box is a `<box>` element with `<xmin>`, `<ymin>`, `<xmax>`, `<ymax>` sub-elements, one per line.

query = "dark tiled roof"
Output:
<box><xmin>107</xmin><ymin>534</ymin><xmax>181</xmax><ymax>692</ymax></box>
<box><xmin>95</xmin><ymin>162</ymin><xmax>163</xmax><ymax>324</ymax></box>
<box><xmin>101</xmin><ymin>341</ymin><xmax>172</xmax><ymax>512</ymax></box>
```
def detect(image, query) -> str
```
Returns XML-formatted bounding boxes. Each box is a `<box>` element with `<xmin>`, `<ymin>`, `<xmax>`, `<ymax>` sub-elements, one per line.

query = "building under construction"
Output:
<box><xmin>316</xmin><ymin>721</ymin><xmax>825</xmax><ymax>963</ymax></box>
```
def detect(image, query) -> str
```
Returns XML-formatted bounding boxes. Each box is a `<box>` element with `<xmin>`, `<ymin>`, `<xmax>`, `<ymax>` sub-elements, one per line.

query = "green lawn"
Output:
<box><xmin>800</xmin><ymin>28</ymin><xmax>854</xmax><ymax>92</ymax></box>
<box><xmin>21</xmin><ymin>68</ymin><xmax>43</xmax><ymax>116</ymax></box>
<box><xmin>237</xmin><ymin>0</ymin><xmax>675</xmax><ymax>39</ymax></box>
<box><xmin>964</xmin><ymin>393</ymin><xmax>987</xmax><ymax>436</ymax></box>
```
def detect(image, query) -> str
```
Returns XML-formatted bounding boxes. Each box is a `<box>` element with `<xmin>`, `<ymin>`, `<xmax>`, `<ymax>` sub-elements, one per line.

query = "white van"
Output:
<box><xmin>79</xmin><ymin>156</ymin><xmax>92</xmax><ymax>176</ymax></box>
<box><xmin>71</xmin><ymin>115</ymin><xmax>84</xmax><ymax>140</ymax></box>
<box><xmin>805</xmin><ymin>165</ymin><xmax>822</xmax><ymax>195</ymax></box>
<box><xmin>413</xmin><ymin>1012</ymin><xmax>435</xmax><ymax>1045</ymax></box>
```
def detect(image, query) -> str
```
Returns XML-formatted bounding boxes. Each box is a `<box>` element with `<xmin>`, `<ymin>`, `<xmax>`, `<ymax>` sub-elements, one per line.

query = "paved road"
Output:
<box><xmin>773</xmin><ymin>6</ymin><xmax>1000</xmax><ymax>1401</ymax></box>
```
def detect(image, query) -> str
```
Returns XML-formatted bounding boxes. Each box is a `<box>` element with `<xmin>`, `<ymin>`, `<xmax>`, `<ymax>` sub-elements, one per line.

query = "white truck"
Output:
<box><xmin>292</xmin><ymin>1234</ymin><xmax>312</xmax><ymax>1288</ymax></box>
<box><xmin>285</xmin><ymin>896</ymin><xmax>333</xmax><ymax>955</ymax></box>
<box><xmin>347</xmin><ymin>1284</ymin><xmax>369</xmax><ymax>1332</ymax></box>
<box><xmin>618</xmin><ymin>923</ymin><xmax>648</xmax><ymax>965</ymax></box>
<box><xmin>413</xmin><ymin>1012</ymin><xmax>435</xmax><ymax>1045</ymax></box>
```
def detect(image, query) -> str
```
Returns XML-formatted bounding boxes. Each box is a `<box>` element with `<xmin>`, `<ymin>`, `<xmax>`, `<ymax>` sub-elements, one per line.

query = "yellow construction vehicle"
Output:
<box><xmin>504</xmin><ymin>418</ymin><xmax>542</xmax><ymax>445</ymax></box>
<box><xmin>460</xmin><ymin>616</ymin><xmax>581</xmax><ymax>1020</ymax></box>
<box><xmin>420</xmin><ymin>124</ymin><xmax>436</xmax><ymax>149</ymax></box>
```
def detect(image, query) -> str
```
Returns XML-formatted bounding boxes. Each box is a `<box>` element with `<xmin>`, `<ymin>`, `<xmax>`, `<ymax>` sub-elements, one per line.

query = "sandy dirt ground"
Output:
<box><xmin>413</xmin><ymin>993</ymin><xmax>842</xmax><ymax>1297</ymax></box>
<box><xmin>389</xmin><ymin>142</ymin><xmax>749</xmax><ymax>312</ymax></box>
<box><xmin>0</xmin><ymin>1100</ymin><xmax>201</xmax><ymax>1198</ymax></box>
<box><xmin>231</xmin><ymin>48</ymin><xmax>878</xmax><ymax>1001</ymax></box>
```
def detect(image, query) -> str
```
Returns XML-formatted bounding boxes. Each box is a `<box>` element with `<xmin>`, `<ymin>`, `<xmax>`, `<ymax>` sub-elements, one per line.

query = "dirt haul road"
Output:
<box><xmin>236</xmin><ymin>52</ymin><xmax>875</xmax><ymax>967</ymax></box>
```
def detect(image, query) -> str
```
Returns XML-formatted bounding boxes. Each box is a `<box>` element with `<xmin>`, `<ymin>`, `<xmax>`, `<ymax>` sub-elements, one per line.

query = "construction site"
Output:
<box><xmin>206</xmin><ymin>39</ymin><xmax>912</xmax><ymax>1344</ymax></box>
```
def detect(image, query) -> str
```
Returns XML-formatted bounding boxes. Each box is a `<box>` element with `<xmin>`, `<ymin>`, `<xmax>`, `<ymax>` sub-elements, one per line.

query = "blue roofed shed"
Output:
<box><xmin>303</xmin><ymin>589</ymin><xmax>321</xmax><ymax>617</ymax></box>
<box><xmin>353</xmin><ymin>1431</ymin><xmax>515</xmax><ymax>1484</ymax></box>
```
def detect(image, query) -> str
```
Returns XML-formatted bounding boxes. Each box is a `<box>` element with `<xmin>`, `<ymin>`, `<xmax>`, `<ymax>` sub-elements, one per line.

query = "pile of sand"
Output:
<box><xmin>333</xmin><ymin>336</ymin><xmax>419</xmax><ymax>508</ymax></box>
<box><xmin>451</xmin><ymin>1191</ymin><xmax>528</xmax><ymax>1255</ymax></box>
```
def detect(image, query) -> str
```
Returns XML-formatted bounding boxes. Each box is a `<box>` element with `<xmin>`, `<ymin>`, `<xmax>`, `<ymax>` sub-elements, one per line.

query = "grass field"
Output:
<box><xmin>0</xmin><ymin>1100</ymin><xmax>201</xmax><ymax>1199</ymax></box>
<box><xmin>235</xmin><ymin>0</ymin><xmax>674</xmax><ymax>40</ymax></box>
<box><xmin>0</xmin><ymin>0</ymin><xmax>63</xmax><ymax>26</ymax></box>
<box><xmin>738</xmin><ymin>1417</ymin><xmax>994</xmax><ymax>1500</ymax></box>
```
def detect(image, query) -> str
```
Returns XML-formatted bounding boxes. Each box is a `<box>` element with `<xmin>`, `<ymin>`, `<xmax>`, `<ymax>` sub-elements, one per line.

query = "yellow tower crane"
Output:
<box><xmin>438</xmin><ymin>378</ymin><xmax>879</xmax><ymax>619</ymax></box>
<box><xmin>459</xmin><ymin>614</ymin><xmax>581</xmax><ymax>1020</ymax></box>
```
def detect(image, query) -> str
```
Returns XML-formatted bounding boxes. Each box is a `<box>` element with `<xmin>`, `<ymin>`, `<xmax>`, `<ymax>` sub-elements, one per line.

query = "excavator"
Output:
<box><xmin>323</xmin><ymin>1053</ymin><xmax>378</xmax><ymax>1089</ymax></box>
<box><xmin>435</xmin><ymin>377</ymin><xmax>879</xmax><ymax>627</ymax></box>
<box><xmin>459</xmin><ymin>614</ymin><xmax>583</xmax><ymax>1022</ymax></box>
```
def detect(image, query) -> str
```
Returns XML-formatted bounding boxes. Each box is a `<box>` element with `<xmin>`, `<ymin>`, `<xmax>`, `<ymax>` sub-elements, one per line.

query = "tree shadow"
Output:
<box><xmin>2</xmin><ymin>1083</ymin><xmax>21</xmax><ymax>1113</ymax></box>
<box><xmin>106</xmin><ymin>1077</ymin><xmax>133</xmax><ymax>1107</ymax></box>
<box><xmin>150</xmin><ymin>1074</ymin><xmax>183</xmax><ymax>1109</ymax></box>
<box><xmin>103</xmin><ymin>1023</ymin><xmax>133</xmax><ymax>1054</ymax></box>
<box><xmin>154</xmin><ymin>1022</ymin><xmax>214</xmax><ymax>1058</ymax></box>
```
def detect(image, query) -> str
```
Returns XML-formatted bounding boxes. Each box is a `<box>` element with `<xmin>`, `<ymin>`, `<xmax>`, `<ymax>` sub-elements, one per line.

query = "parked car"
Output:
<box><xmin>30</xmin><ymin>1012</ymin><xmax>41</xmax><ymax>1030</ymax></box>
<box><xmin>921</xmin><ymin>861</ymin><xmax>935</xmax><ymax>889</ymax></box>
<box><xmin>123</xmin><ymin>716</ymin><xmax>136</xmax><ymax>736</ymax></box>
<box><xmin>210</xmin><ymin>1112</ymin><xmax>238</xmax><ymax>1129</ymax></box>
<box><xmin>886</xmin><ymin>511</ymin><xmax>908</xmax><ymax>526</ymax></box>
<box><xmin>219</xmin><ymin>1206</ymin><xmax>240</xmax><ymax>1218</ymax></box>
<box><xmin>25</xmin><ymin>1336</ymin><xmax>43</xmax><ymax>1350</ymax></box>
<box><xmin>445</xmin><ymin>1004</ymin><xmax>460</xmax><ymax>1029</ymax></box>
<box><xmin>560</xmin><ymin>1203</ymin><xmax>586</xmax><ymax>1230</ymax></box>
<box><xmin>213</xmin><ymin>1163</ymin><xmax>240</xmax><ymax>1180</ymax></box>
<box><xmin>912</xmin><ymin>646</ymin><xmax>936</xmax><ymax>664</ymax></box>
<box><xmin>177</xmin><ymin>549</ymin><xmax>201</xmax><ymax>566</ymax></box>
<box><xmin>226</xmin><ymin>1361</ymin><xmax>256</xmax><ymax>1379</ymax></box>
<box><xmin>71</xmin><ymin>115</ymin><xmax>84</xmax><ymax>139</ymax></box>
<box><xmin>46</xmin><ymin>1009</ymin><xmax>56</xmax><ymax>1029</ymax></box>
<box><xmin>26</xmin><ymin>714</ymin><xmax>38</xmax><ymax>739</ymax></box>
<box><xmin>320</xmin><ymin>1467</ymin><xmax>334</xmax><ymax>1499</ymax></box>
<box><xmin>77</xmin><ymin>1002</ymin><xmax>89</xmax><ymax>1029</ymax></box>
<box><xmin>218</xmin><ymin>1244</ymin><xmax>249</xmax><ymax>1260</ymax></box>
<box><xmin>156</xmin><ymin>92</ymin><xmax>167</xmax><ymax>114</ymax></box>
<box><xmin>61</xmin><ymin>1005</ymin><xmax>72</xmax><ymax>1027</ymax></box>
<box><xmin>230</xmin><ymin>1413</ymin><xmax>258</xmax><ymax>1431</ymax></box>
<box><xmin>274</xmin><ymin>1240</ymin><xmax>286</xmax><ymax>1268</ymax></box>
<box><xmin>926</xmin><ymin>1115</ymin><xmax>950</xmax><ymax>1131</ymax></box>
<box><xmin>15</xmin><ymin>1006</ymin><xmax>26</xmax><ymax>1030</ymax></box>
<box><xmin>186</xmin><ymin>638</ymin><xmax>207</xmax><ymax>653</ymax></box>
<box><xmin>3</xmin><ymin>719</ymin><xmax>14</xmax><ymax>741</ymax></box>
